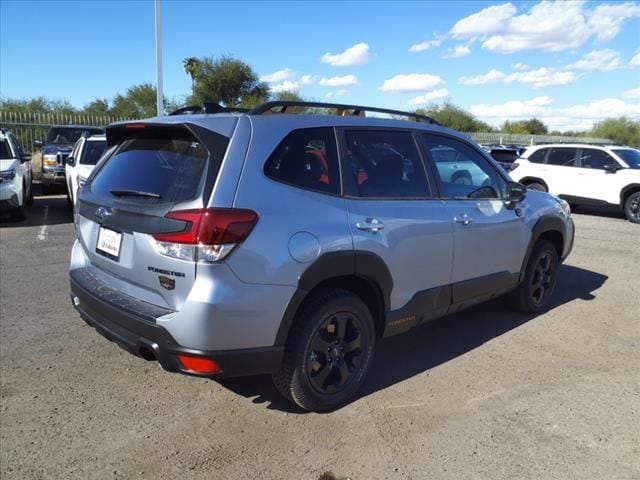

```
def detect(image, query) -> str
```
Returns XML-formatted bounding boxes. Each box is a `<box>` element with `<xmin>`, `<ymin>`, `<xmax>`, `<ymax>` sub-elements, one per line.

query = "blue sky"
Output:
<box><xmin>1</xmin><ymin>0</ymin><xmax>639</xmax><ymax>131</ymax></box>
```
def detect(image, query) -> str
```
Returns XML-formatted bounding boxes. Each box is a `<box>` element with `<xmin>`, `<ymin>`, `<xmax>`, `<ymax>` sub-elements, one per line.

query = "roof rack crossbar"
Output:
<box><xmin>248</xmin><ymin>101</ymin><xmax>440</xmax><ymax>125</ymax></box>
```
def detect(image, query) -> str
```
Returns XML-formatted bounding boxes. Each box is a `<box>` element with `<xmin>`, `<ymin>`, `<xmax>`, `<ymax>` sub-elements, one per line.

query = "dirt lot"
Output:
<box><xmin>1</xmin><ymin>191</ymin><xmax>638</xmax><ymax>480</ymax></box>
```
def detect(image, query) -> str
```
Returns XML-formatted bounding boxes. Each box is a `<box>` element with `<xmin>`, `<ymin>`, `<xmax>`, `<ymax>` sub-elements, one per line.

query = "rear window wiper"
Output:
<box><xmin>109</xmin><ymin>189</ymin><xmax>161</xmax><ymax>199</ymax></box>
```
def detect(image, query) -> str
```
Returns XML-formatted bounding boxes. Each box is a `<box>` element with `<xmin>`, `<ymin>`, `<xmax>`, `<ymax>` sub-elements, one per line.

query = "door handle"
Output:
<box><xmin>356</xmin><ymin>218</ymin><xmax>385</xmax><ymax>233</ymax></box>
<box><xmin>454</xmin><ymin>214</ymin><xmax>473</xmax><ymax>226</ymax></box>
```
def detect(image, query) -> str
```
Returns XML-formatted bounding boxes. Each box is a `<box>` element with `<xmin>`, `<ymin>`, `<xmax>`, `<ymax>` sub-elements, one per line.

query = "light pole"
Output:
<box><xmin>154</xmin><ymin>0</ymin><xmax>163</xmax><ymax>116</ymax></box>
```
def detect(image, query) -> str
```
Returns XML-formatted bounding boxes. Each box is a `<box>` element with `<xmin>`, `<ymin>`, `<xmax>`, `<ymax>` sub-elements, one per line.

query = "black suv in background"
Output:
<box><xmin>36</xmin><ymin>125</ymin><xmax>102</xmax><ymax>194</ymax></box>
<box><xmin>482</xmin><ymin>145</ymin><xmax>526</xmax><ymax>171</ymax></box>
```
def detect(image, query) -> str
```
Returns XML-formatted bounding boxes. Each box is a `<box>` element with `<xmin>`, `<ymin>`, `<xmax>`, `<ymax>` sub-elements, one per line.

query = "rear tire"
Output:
<box><xmin>623</xmin><ymin>191</ymin><xmax>640</xmax><ymax>224</ymax></box>
<box><xmin>526</xmin><ymin>182</ymin><xmax>547</xmax><ymax>192</ymax></box>
<box><xmin>509</xmin><ymin>240</ymin><xmax>559</xmax><ymax>314</ymax></box>
<box><xmin>273</xmin><ymin>289</ymin><xmax>376</xmax><ymax>412</ymax></box>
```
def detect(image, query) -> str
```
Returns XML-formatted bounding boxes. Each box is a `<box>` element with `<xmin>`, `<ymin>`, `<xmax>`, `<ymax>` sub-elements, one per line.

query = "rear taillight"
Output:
<box><xmin>152</xmin><ymin>208</ymin><xmax>258</xmax><ymax>262</ymax></box>
<box><xmin>510</xmin><ymin>162</ymin><xmax>520</xmax><ymax>171</ymax></box>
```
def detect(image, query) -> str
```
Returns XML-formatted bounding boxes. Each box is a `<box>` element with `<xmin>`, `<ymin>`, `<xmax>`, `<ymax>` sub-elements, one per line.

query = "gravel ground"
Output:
<box><xmin>1</xmin><ymin>192</ymin><xmax>638</xmax><ymax>480</ymax></box>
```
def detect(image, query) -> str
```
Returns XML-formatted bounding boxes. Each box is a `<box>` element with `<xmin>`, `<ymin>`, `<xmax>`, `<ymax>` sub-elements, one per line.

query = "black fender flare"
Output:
<box><xmin>620</xmin><ymin>183</ymin><xmax>640</xmax><ymax>205</ymax></box>
<box><xmin>519</xmin><ymin>215</ymin><xmax>566</xmax><ymax>282</ymax></box>
<box><xmin>274</xmin><ymin>251</ymin><xmax>393</xmax><ymax>346</ymax></box>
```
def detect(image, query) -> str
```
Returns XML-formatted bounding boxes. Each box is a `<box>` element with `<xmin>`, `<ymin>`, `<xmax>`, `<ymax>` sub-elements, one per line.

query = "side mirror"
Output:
<box><xmin>33</xmin><ymin>140</ymin><xmax>43</xmax><ymax>149</ymax></box>
<box><xmin>505</xmin><ymin>181</ymin><xmax>527</xmax><ymax>207</ymax></box>
<box><xmin>65</xmin><ymin>156</ymin><xmax>75</xmax><ymax>167</ymax></box>
<box><xmin>20</xmin><ymin>153</ymin><xmax>32</xmax><ymax>163</ymax></box>
<box><xmin>603</xmin><ymin>164</ymin><xmax>619</xmax><ymax>174</ymax></box>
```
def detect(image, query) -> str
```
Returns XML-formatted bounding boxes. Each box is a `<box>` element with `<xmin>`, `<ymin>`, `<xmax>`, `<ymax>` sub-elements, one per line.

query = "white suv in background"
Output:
<box><xmin>65</xmin><ymin>134</ymin><xmax>107</xmax><ymax>208</ymax></box>
<box><xmin>0</xmin><ymin>129</ymin><xmax>33</xmax><ymax>221</ymax></box>
<box><xmin>510</xmin><ymin>144</ymin><xmax>640</xmax><ymax>223</ymax></box>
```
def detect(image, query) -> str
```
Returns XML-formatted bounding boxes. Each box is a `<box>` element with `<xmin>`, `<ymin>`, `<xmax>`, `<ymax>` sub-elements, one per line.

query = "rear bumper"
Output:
<box><xmin>69</xmin><ymin>268</ymin><xmax>283</xmax><ymax>378</ymax></box>
<box><xmin>41</xmin><ymin>168</ymin><xmax>66</xmax><ymax>185</ymax></box>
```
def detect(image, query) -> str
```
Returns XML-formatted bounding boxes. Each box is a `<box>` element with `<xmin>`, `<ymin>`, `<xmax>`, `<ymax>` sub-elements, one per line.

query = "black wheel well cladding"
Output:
<box><xmin>621</xmin><ymin>184</ymin><xmax>640</xmax><ymax>205</ymax></box>
<box><xmin>275</xmin><ymin>251</ymin><xmax>392</xmax><ymax>345</ymax></box>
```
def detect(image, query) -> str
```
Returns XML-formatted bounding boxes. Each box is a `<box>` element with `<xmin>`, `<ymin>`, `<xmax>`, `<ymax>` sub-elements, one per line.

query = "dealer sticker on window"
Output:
<box><xmin>96</xmin><ymin>226</ymin><xmax>122</xmax><ymax>260</ymax></box>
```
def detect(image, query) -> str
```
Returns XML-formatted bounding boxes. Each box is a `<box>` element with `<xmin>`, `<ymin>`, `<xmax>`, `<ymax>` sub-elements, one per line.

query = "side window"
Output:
<box><xmin>343</xmin><ymin>130</ymin><xmax>430</xmax><ymax>198</ymax></box>
<box><xmin>579</xmin><ymin>149</ymin><xmax>618</xmax><ymax>170</ymax></box>
<box><xmin>264</xmin><ymin>127</ymin><xmax>339</xmax><ymax>195</ymax></box>
<box><xmin>547</xmin><ymin>148</ymin><xmax>577</xmax><ymax>167</ymax></box>
<box><xmin>420</xmin><ymin>134</ymin><xmax>506</xmax><ymax>199</ymax></box>
<box><xmin>528</xmin><ymin>148</ymin><xmax>547</xmax><ymax>164</ymax></box>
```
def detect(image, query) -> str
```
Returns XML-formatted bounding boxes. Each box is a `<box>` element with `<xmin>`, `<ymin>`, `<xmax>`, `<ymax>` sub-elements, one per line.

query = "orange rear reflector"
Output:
<box><xmin>177</xmin><ymin>354</ymin><xmax>222</xmax><ymax>375</ymax></box>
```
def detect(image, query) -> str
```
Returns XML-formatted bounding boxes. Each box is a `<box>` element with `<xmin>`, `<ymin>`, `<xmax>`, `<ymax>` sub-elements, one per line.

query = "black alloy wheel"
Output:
<box><xmin>306</xmin><ymin>312</ymin><xmax>364</xmax><ymax>395</ymax></box>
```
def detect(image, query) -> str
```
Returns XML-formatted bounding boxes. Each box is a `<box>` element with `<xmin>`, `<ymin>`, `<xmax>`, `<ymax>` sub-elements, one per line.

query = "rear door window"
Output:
<box><xmin>91</xmin><ymin>128</ymin><xmax>227</xmax><ymax>204</ymax></box>
<box><xmin>547</xmin><ymin>148</ymin><xmax>577</xmax><ymax>167</ymax></box>
<box><xmin>264</xmin><ymin>127</ymin><xmax>340</xmax><ymax>195</ymax></box>
<box><xmin>343</xmin><ymin>129</ymin><xmax>431</xmax><ymax>198</ymax></box>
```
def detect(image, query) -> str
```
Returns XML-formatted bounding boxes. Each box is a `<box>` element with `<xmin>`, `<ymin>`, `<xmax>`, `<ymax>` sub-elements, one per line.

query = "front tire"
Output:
<box><xmin>623</xmin><ymin>192</ymin><xmax>640</xmax><ymax>224</ymax></box>
<box><xmin>273</xmin><ymin>289</ymin><xmax>376</xmax><ymax>412</ymax></box>
<box><xmin>526</xmin><ymin>182</ymin><xmax>547</xmax><ymax>192</ymax></box>
<box><xmin>509</xmin><ymin>240</ymin><xmax>559</xmax><ymax>314</ymax></box>
<box><xmin>11</xmin><ymin>187</ymin><xmax>28</xmax><ymax>221</ymax></box>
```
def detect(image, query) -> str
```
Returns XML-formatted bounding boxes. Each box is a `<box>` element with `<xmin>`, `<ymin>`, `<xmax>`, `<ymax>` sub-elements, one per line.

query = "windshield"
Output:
<box><xmin>0</xmin><ymin>140</ymin><xmax>12</xmax><ymax>160</ymax></box>
<box><xmin>612</xmin><ymin>149</ymin><xmax>640</xmax><ymax>169</ymax></box>
<box><xmin>80</xmin><ymin>140</ymin><xmax>107</xmax><ymax>165</ymax></box>
<box><xmin>46</xmin><ymin>127</ymin><xmax>103</xmax><ymax>145</ymax></box>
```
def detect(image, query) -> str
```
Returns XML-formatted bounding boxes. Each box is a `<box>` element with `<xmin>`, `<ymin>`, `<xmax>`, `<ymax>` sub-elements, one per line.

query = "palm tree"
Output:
<box><xmin>182</xmin><ymin>57</ymin><xmax>201</xmax><ymax>90</ymax></box>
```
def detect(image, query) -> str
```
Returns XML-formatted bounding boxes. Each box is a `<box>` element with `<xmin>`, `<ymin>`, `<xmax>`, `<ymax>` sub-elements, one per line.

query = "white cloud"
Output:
<box><xmin>512</xmin><ymin>63</ymin><xmax>530</xmax><ymax>70</ymax></box>
<box><xmin>623</xmin><ymin>87</ymin><xmax>640</xmax><ymax>99</ymax></box>
<box><xmin>470</xmin><ymin>96</ymin><xmax>640</xmax><ymax>132</ymax></box>
<box><xmin>379</xmin><ymin>73</ymin><xmax>444</xmax><ymax>92</ymax></box>
<box><xmin>566</xmin><ymin>49</ymin><xmax>623</xmax><ymax>71</ymax></box>
<box><xmin>450</xmin><ymin>1</ymin><xmax>640</xmax><ymax>54</ymax></box>
<box><xmin>300</xmin><ymin>74</ymin><xmax>317</xmax><ymax>85</ymax></box>
<box><xmin>587</xmin><ymin>2</ymin><xmax>640</xmax><ymax>42</ymax></box>
<box><xmin>319</xmin><ymin>75</ymin><xmax>358</xmax><ymax>87</ymax></box>
<box><xmin>407</xmin><ymin>89</ymin><xmax>449</xmax><ymax>106</ymax></box>
<box><xmin>444</xmin><ymin>45</ymin><xmax>471</xmax><ymax>59</ymax></box>
<box><xmin>630</xmin><ymin>52</ymin><xmax>640</xmax><ymax>66</ymax></box>
<box><xmin>260</xmin><ymin>68</ymin><xmax>294</xmax><ymax>83</ymax></box>
<box><xmin>325</xmin><ymin>89</ymin><xmax>350</xmax><ymax>99</ymax></box>
<box><xmin>409</xmin><ymin>38</ymin><xmax>442</xmax><ymax>52</ymax></box>
<box><xmin>459</xmin><ymin>67</ymin><xmax>578</xmax><ymax>88</ymax></box>
<box><xmin>451</xmin><ymin>3</ymin><xmax>517</xmax><ymax>37</ymax></box>
<box><xmin>271</xmin><ymin>80</ymin><xmax>300</xmax><ymax>93</ymax></box>
<box><xmin>321</xmin><ymin>42</ymin><xmax>372</xmax><ymax>67</ymax></box>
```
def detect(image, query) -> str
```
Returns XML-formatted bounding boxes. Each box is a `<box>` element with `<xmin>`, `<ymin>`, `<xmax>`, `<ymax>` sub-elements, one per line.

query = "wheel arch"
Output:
<box><xmin>519</xmin><ymin>216</ymin><xmax>566</xmax><ymax>282</ymax></box>
<box><xmin>274</xmin><ymin>251</ymin><xmax>392</xmax><ymax>346</ymax></box>
<box><xmin>519</xmin><ymin>176</ymin><xmax>549</xmax><ymax>191</ymax></box>
<box><xmin>620</xmin><ymin>183</ymin><xmax>640</xmax><ymax>205</ymax></box>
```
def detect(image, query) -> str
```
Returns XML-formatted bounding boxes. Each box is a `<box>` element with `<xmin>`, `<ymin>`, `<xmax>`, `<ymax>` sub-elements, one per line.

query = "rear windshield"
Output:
<box><xmin>46</xmin><ymin>127</ymin><xmax>102</xmax><ymax>145</ymax></box>
<box><xmin>80</xmin><ymin>140</ymin><xmax>107</xmax><ymax>165</ymax></box>
<box><xmin>490</xmin><ymin>150</ymin><xmax>518</xmax><ymax>163</ymax></box>
<box><xmin>90</xmin><ymin>129</ymin><xmax>227</xmax><ymax>204</ymax></box>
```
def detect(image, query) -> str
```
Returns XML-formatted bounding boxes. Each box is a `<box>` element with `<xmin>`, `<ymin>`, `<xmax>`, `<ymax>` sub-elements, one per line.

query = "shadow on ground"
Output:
<box><xmin>219</xmin><ymin>264</ymin><xmax>607</xmax><ymax>413</ymax></box>
<box><xmin>572</xmin><ymin>204</ymin><xmax>625</xmax><ymax>220</ymax></box>
<box><xmin>0</xmin><ymin>184</ymin><xmax>72</xmax><ymax>228</ymax></box>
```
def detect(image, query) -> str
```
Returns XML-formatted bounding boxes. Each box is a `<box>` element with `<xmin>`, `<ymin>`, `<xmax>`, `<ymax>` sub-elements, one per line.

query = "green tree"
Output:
<box><xmin>82</xmin><ymin>98</ymin><xmax>111</xmax><ymax>117</ymax></box>
<box><xmin>111</xmin><ymin>83</ymin><xmax>158</xmax><ymax>118</ymax></box>
<box><xmin>502</xmin><ymin>118</ymin><xmax>548</xmax><ymax>135</ymax></box>
<box><xmin>416</xmin><ymin>102</ymin><xmax>494</xmax><ymax>132</ymax></box>
<box><xmin>590</xmin><ymin>117</ymin><xmax>640</xmax><ymax>147</ymax></box>
<box><xmin>0</xmin><ymin>96</ymin><xmax>77</xmax><ymax>115</ymax></box>
<box><xmin>187</xmin><ymin>55</ymin><xmax>270</xmax><ymax>107</ymax></box>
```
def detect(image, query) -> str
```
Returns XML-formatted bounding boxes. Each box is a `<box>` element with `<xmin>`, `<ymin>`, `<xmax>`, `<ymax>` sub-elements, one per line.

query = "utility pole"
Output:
<box><xmin>155</xmin><ymin>0</ymin><xmax>163</xmax><ymax>116</ymax></box>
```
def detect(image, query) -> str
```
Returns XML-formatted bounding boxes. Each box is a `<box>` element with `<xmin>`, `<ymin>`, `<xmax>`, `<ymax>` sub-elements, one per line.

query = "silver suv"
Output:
<box><xmin>69</xmin><ymin>101</ymin><xmax>574</xmax><ymax>411</ymax></box>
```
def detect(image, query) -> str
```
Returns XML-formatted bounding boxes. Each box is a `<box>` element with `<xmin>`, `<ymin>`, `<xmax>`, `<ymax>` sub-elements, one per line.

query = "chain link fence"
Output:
<box><xmin>0</xmin><ymin>111</ymin><xmax>132</xmax><ymax>179</ymax></box>
<box><xmin>467</xmin><ymin>131</ymin><xmax>613</xmax><ymax>146</ymax></box>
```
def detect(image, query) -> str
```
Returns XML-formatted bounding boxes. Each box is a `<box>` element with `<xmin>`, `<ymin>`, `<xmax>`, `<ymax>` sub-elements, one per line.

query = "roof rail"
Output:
<box><xmin>168</xmin><ymin>103</ymin><xmax>249</xmax><ymax>116</ymax></box>
<box><xmin>248</xmin><ymin>101</ymin><xmax>441</xmax><ymax>125</ymax></box>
